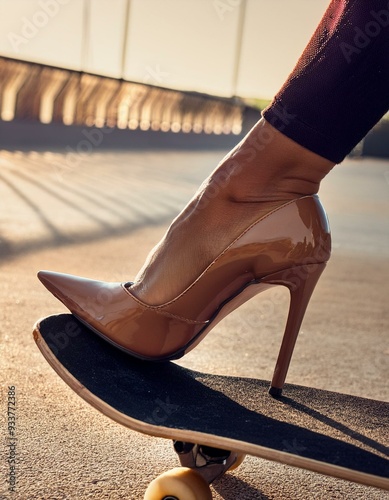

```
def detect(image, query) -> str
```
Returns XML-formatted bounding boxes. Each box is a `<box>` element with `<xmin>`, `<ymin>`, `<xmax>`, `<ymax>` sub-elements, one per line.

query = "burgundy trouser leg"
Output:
<box><xmin>263</xmin><ymin>0</ymin><xmax>389</xmax><ymax>163</ymax></box>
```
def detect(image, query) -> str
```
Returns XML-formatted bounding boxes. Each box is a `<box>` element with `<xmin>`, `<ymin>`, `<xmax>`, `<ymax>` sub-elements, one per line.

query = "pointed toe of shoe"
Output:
<box><xmin>37</xmin><ymin>270</ymin><xmax>135</xmax><ymax>329</ymax></box>
<box><xmin>36</xmin><ymin>270</ymin><xmax>204</xmax><ymax>360</ymax></box>
<box><xmin>37</xmin><ymin>270</ymin><xmax>107</xmax><ymax>315</ymax></box>
<box><xmin>37</xmin><ymin>270</ymin><xmax>66</xmax><ymax>300</ymax></box>
<box><xmin>38</xmin><ymin>270</ymin><xmax>66</xmax><ymax>296</ymax></box>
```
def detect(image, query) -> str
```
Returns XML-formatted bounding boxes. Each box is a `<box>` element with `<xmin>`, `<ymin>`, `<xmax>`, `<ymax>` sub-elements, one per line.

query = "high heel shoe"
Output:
<box><xmin>38</xmin><ymin>194</ymin><xmax>331</xmax><ymax>395</ymax></box>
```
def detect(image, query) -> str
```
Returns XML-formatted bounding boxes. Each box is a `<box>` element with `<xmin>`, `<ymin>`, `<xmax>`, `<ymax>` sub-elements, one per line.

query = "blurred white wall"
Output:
<box><xmin>0</xmin><ymin>0</ymin><xmax>85</xmax><ymax>69</ymax></box>
<box><xmin>84</xmin><ymin>0</ymin><xmax>128</xmax><ymax>77</ymax></box>
<box><xmin>122</xmin><ymin>0</ymin><xmax>242</xmax><ymax>95</ymax></box>
<box><xmin>0</xmin><ymin>0</ymin><xmax>329</xmax><ymax>98</ymax></box>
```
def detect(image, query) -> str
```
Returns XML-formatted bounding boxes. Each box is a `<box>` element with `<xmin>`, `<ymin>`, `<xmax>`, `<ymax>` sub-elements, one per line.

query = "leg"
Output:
<box><xmin>132</xmin><ymin>120</ymin><xmax>334</xmax><ymax>304</ymax></box>
<box><xmin>133</xmin><ymin>0</ymin><xmax>389</xmax><ymax>304</ymax></box>
<box><xmin>38</xmin><ymin>1</ymin><xmax>389</xmax><ymax>367</ymax></box>
<box><xmin>263</xmin><ymin>0</ymin><xmax>389</xmax><ymax>163</ymax></box>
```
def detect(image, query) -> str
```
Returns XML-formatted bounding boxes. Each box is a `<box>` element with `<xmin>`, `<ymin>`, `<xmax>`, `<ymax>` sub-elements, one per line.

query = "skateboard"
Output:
<box><xmin>33</xmin><ymin>313</ymin><xmax>389</xmax><ymax>499</ymax></box>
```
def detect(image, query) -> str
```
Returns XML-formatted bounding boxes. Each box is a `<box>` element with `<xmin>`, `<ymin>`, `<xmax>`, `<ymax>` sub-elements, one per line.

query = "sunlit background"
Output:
<box><xmin>0</xmin><ymin>4</ymin><xmax>388</xmax><ymax>499</ymax></box>
<box><xmin>0</xmin><ymin>0</ymin><xmax>329</xmax><ymax>99</ymax></box>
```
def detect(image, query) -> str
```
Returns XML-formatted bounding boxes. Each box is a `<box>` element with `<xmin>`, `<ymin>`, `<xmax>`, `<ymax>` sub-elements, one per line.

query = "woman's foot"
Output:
<box><xmin>131</xmin><ymin>118</ymin><xmax>335</xmax><ymax>305</ymax></box>
<box><xmin>38</xmin><ymin>194</ymin><xmax>331</xmax><ymax>362</ymax></box>
<box><xmin>37</xmin><ymin>117</ymin><xmax>334</xmax><ymax>388</ymax></box>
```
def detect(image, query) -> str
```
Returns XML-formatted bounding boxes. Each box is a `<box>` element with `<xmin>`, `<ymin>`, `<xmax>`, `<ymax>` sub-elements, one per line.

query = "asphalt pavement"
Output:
<box><xmin>0</xmin><ymin>148</ymin><xmax>388</xmax><ymax>499</ymax></box>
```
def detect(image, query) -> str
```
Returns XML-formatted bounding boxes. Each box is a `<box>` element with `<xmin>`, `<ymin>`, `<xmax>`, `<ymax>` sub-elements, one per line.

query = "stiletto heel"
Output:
<box><xmin>263</xmin><ymin>263</ymin><xmax>327</xmax><ymax>397</ymax></box>
<box><xmin>38</xmin><ymin>195</ymin><xmax>331</xmax><ymax>389</ymax></box>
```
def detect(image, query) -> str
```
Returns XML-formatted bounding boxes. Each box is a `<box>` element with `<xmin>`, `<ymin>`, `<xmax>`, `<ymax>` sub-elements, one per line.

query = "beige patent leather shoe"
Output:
<box><xmin>38</xmin><ymin>195</ymin><xmax>331</xmax><ymax>395</ymax></box>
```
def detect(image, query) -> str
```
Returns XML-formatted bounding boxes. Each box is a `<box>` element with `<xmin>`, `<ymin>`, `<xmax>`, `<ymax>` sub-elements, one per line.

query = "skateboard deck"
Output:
<box><xmin>33</xmin><ymin>313</ymin><xmax>389</xmax><ymax>495</ymax></box>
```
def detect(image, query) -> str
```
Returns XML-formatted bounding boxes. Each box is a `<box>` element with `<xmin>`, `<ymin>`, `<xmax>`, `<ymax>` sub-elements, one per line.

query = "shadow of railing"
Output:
<box><xmin>0</xmin><ymin>149</ymin><xmax>216</xmax><ymax>264</ymax></box>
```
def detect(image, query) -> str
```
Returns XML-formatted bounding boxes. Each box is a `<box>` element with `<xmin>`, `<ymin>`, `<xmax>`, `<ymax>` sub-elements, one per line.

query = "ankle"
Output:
<box><xmin>212</xmin><ymin>118</ymin><xmax>335</xmax><ymax>204</ymax></box>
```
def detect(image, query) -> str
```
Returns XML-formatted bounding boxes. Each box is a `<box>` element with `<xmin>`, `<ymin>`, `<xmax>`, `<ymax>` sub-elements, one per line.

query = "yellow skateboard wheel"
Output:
<box><xmin>144</xmin><ymin>467</ymin><xmax>212</xmax><ymax>500</ymax></box>
<box><xmin>228</xmin><ymin>453</ymin><xmax>246</xmax><ymax>471</ymax></box>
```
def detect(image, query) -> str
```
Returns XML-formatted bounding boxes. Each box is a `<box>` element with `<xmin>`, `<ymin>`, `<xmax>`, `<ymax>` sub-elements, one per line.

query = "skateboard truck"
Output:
<box><xmin>143</xmin><ymin>441</ymin><xmax>242</xmax><ymax>499</ymax></box>
<box><xmin>173</xmin><ymin>441</ymin><xmax>242</xmax><ymax>484</ymax></box>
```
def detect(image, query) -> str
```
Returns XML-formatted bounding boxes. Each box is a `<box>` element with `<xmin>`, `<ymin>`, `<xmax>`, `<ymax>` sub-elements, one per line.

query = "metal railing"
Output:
<box><xmin>0</xmin><ymin>57</ymin><xmax>247</xmax><ymax>135</ymax></box>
